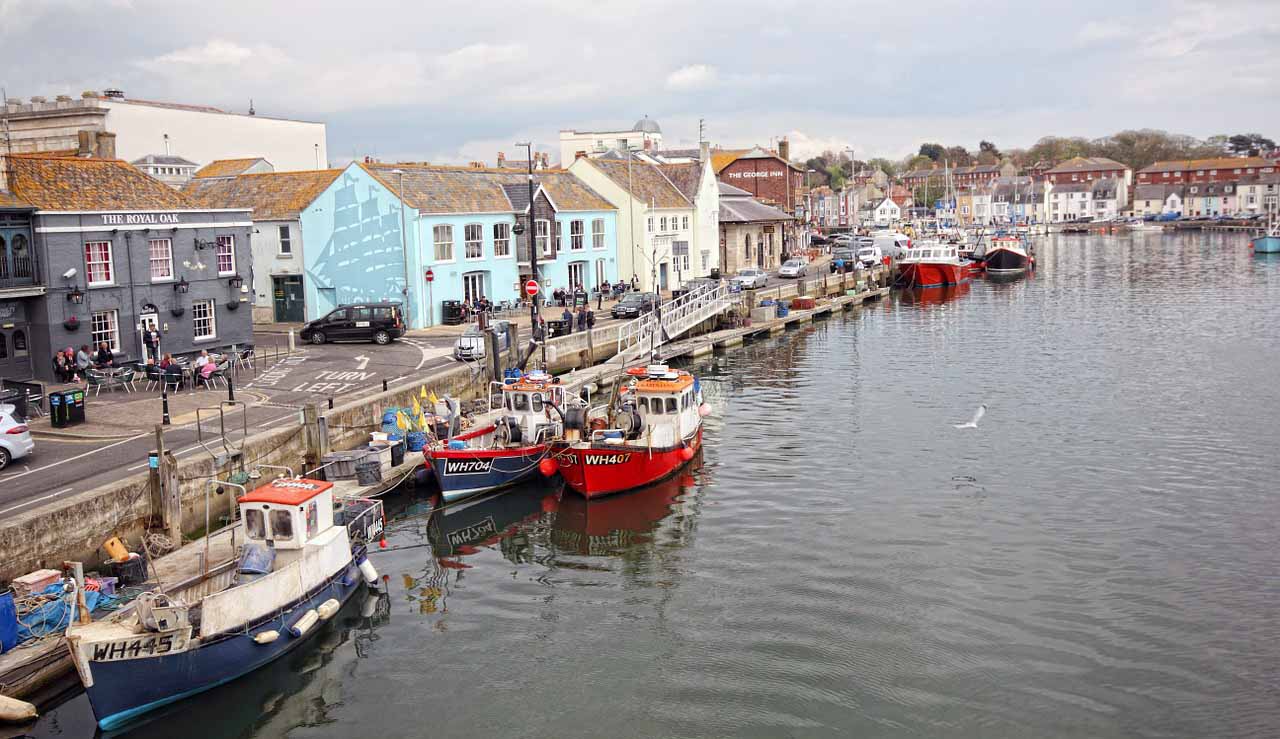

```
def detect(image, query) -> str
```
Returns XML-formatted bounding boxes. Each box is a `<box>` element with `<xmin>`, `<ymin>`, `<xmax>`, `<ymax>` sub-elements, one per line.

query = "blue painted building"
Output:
<box><xmin>299</xmin><ymin>162</ymin><xmax>618</xmax><ymax>328</ymax></box>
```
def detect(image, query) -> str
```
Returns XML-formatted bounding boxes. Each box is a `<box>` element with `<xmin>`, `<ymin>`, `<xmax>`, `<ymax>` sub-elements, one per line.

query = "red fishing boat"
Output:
<box><xmin>552</xmin><ymin>364</ymin><xmax>707</xmax><ymax>498</ymax></box>
<box><xmin>895</xmin><ymin>240</ymin><xmax>974</xmax><ymax>288</ymax></box>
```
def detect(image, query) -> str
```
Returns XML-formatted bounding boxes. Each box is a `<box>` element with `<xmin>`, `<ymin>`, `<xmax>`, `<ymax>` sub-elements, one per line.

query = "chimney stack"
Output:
<box><xmin>700</xmin><ymin>140</ymin><xmax>710</xmax><ymax>163</ymax></box>
<box><xmin>77</xmin><ymin>130</ymin><xmax>94</xmax><ymax>157</ymax></box>
<box><xmin>95</xmin><ymin>131</ymin><xmax>116</xmax><ymax>160</ymax></box>
<box><xmin>778</xmin><ymin>137</ymin><xmax>790</xmax><ymax>163</ymax></box>
<box><xmin>497</xmin><ymin>151</ymin><xmax>506</xmax><ymax>164</ymax></box>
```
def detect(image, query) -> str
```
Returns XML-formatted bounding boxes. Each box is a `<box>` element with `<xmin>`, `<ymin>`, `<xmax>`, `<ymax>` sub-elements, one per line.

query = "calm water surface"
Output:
<box><xmin>32</xmin><ymin>232</ymin><xmax>1280</xmax><ymax>738</ymax></box>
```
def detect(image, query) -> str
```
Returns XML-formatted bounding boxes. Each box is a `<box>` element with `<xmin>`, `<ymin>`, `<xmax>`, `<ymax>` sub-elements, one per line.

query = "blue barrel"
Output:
<box><xmin>0</xmin><ymin>591</ymin><xmax>18</xmax><ymax>653</ymax></box>
<box><xmin>405</xmin><ymin>431</ymin><xmax>428</xmax><ymax>452</ymax></box>
<box><xmin>448</xmin><ymin>439</ymin><xmax>467</xmax><ymax>450</ymax></box>
<box><xmin>238</xmin><ymin>542</ymin><xmax>276</xmax><ymax>575</ymax></box>
<box><xmin>382</xmin><ymin>410</ymin><xmax>398</xmax><ymax>425</ymax></box>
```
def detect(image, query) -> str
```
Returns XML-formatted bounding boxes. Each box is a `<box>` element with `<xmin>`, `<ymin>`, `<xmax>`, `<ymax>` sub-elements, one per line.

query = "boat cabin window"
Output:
<box><xmin>512</xmin><ymin>393</ymin><xmax>529</xmax><ymax>412</ymax></box>
<box><xmin>645</xmin><ymin>396</ymin><xmax>663</xmax><ymax>415</ymax></box>
<box><xmin>665</xmin><ymin>397</ymin><xmax>678</xmax><ymax>413</ymax></box>
<box><xmin>246</xmin><ymin>508</ymin><xmax>266</xmax><ymax>539</ymax></box>
<box><xmin>531</xmin><ymin>394</ymin><xmax>544</xmax><ymax>413</ymax></box>
<box><xmin>270</xmin><ymin>509</ymin><xmax>294</xmax><ymax>540</ymax></box>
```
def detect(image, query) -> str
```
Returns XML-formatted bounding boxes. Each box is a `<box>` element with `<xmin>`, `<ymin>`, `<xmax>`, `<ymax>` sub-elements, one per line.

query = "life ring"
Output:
<box><xmin>589</xmin><ymin>417</ymin><xmax>608</xmax><ymax>431</ymax></box>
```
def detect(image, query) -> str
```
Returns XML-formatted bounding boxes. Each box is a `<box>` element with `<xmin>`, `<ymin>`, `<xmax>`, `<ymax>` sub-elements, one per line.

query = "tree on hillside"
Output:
<box><xmin>904</xmin><ymin>154</ymin><xmax>934</xmax><ymax>172</ymax></box>
<box><xmin>826</xmin><ymin>163</ymin><xmax>847</xmax><ymax>190</ymax></box>
<box><xmin>867</xmin><ymin>157</ymin><xmax>898</xmax><ymax>178</ymax></box>
<box><xmin>979</xmin><ymin>140</ymin><xmax>1001</xmax><ymax>157</ymax></box>
<box><xmin>944</xmin><ymin>146</ymin><xmax>972</xmax><ymax>167</ymax></box>
<box><xmin>1227</xmin><ymin>133</ymin><xmax>1276</xmax><ymax>156</ymax></box>
<box><xmin>918</xmin><ymin>143</ymin><xmax>945</xmax><ymax>161</ymax></box>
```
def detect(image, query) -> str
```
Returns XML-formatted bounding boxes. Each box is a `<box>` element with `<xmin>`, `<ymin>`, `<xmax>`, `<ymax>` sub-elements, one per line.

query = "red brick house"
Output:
<box><xmin>1135</xmin><ymin>156</ymin><xmax>1275</xmax><ymax>185</ymax></box>
<box><xmin>714</xmin><ymin>145</ymin><xmax>805</xmax><ymax>214</ymax></box>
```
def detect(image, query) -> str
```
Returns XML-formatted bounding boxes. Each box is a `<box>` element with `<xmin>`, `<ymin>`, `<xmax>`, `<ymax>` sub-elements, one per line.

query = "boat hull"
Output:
<box><xmin>898</xmin><ymin>261</ymin><xmax>970</xmax><ymax>287</ymax></box>
<box><xmin>1251</xmin><ymin>235</ymin><xmax>1280</xmax><ymax>254</ymax></box>
<box><xmin>984</xmin><ymin>246</ymin><xmax>1028</xmax><ymax>273</ymax></box>
<box><xmin>82</xmin><ymin>558</ymin><xmax>364</xmax><ymax>731</ymax></box>
<box><xmin>556</xmin><ymin>428</ymin><xmax>702</xmax><ymax>499</ymax></box>
<box><xmin>425</xmin><ymin>445</ymin><xmax>550</xmax><ymax>502</ymax></box>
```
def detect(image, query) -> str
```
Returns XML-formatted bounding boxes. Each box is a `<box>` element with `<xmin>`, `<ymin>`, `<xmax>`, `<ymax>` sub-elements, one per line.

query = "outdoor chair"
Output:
<box><xmin>236</xmin><ymin>348</ymin><xmax>255</xmax><ymax>372</ymax></box>
<box><xmin>110</xmin><ymin>367</ymin><xmax>137</xmax><ymax>393</ymax></box>
<box><xmin>162</xmin><ymin>368</ymin><xmax>184</xmax><ymax>394</ymax></box>
<box><xmin>24</xmin><ymin>387</ymin><xmax>45</xmax><ymax>417</ymax></box>
<box><xmin>84</xmin><ymin>368</ymin><xmax>108</xmax><ymax>396</ymax></box>
<box><xmin>207</xmin><ymin>360</ymin><xmax>232</xmax><ymax>389</ymax></box>
<box><xmin>144</xmin><ymin>364</ymin><xmax>164</xmax><ymax>391</ymax></box>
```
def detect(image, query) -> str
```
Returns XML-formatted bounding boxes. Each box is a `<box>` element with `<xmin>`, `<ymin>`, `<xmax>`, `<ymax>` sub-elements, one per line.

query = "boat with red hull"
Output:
<box><xmin>554</xmin><ymin>364</ymin><xmax>707</xmax><ymax>499</ymax></box>
<box><xmin>896</xmin><ymin>241</ymin><xmax>974</xmax><ymax>288</ymax></box>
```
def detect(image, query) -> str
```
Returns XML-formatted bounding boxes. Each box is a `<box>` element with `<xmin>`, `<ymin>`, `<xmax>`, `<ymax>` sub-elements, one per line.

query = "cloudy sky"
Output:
<box><xmin>3</xmin><ymin>0</ymin><xmax>1277</xmax><ymax>165</ymax></box>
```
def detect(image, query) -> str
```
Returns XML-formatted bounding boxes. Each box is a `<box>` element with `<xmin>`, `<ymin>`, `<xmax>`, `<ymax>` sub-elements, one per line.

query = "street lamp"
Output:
<box><xmin>391</xmin><ymin>169</ymin><xmax>418</xmax><ymax>326</ymax></box>
<box><xmin>516</xmin><ymin>141</ymin><xmax>545</xmax><ymax>368</ymax></box>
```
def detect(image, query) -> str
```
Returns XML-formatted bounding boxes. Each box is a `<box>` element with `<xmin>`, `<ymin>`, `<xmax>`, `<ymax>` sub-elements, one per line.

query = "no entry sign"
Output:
<box><xmin>525</xmin><ymin>279</ymin><xmax>539</xmax><ymax>297</ymax></box>
<box><xmin>424</xmin><ymin>268</ymin><xmax>435</xmax><ymax>282</ymax></box>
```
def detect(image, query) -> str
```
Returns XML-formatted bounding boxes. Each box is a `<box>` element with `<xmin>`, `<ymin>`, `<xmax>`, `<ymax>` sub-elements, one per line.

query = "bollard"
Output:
<box><xmin>227</xmin><ymin>372</ymin><xmax>235</xmax><ymax>403</ymax></box>
<box><xmin>382</xmin><ymin>379</ymin><xmax>388</xmax><ymax>392</ymax></box>
<box><xmin>328</xmin><ymin>396</ymin><xmax>334</xmax><ymax>409</ymax></box>
<box><xmin>288</xmin><ymin>329</ymin><xmax>296</xmax><ymax>353</ymax></box>
<box><xmin>161</xmin><ymin>379</ymin><xmax>171</xmax><ymax>426</ymax></box>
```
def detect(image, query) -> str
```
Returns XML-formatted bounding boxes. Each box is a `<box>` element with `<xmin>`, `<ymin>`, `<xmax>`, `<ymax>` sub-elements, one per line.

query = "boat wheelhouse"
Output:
<box><xmin>984</xmin><ymin>233</ymin><xmax>1031</xmax><ymax>275</ymax></box>
<box><xmin>423</xmin><ymin>371</ymin><xmax>566</xmax><ymax>502</ymax></box>
<box><xmin>66</xmin><ymin>477</ymin><xmax>382</xmax><ymax>730</ymax></box>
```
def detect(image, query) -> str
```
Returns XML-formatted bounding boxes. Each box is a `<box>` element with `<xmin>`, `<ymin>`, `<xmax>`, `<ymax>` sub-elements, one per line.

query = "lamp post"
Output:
<box><xmin>626</xmin><ymin>144</ymin><xmax>638</xmax><ymax>293</ymax></box>
<box><xmin>805</xmin><ymin>168</ymin><xmax>816</xmax><ymax>245</ymax></box>
<box><xmin>516</xmin><ymin>142</ymin><xmax>544</xmax><ymax>368</ymax></box>
<box><xmin>392</xmin><ymin>169</ymin><xmax>418</xmax><ymax>326</ymax></box>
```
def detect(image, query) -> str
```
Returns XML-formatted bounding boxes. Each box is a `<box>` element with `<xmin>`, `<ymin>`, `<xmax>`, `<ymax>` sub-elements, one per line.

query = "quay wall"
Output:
<box><xmin>0</xmin><ymin>268</ymin><xmax>887</xmax><ymax>582</ymax></box>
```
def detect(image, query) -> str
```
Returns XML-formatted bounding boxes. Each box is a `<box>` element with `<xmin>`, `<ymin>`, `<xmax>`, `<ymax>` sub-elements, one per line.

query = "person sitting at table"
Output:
<box><xmin>197</xmin><ymin>358</ymin><xmax>218</xmax><ymax>387</ymax></box>
<box><xmin>194</xmin><ymin>349</ymin><xmax>211</xmax><ymax>370</ymax></box>
<box><xmin>53</xmin><ymin>350</ymin><xmax>75</xmax><ymax>383</ymax></box>
<box><xmin>159</xmin><ymin>353</ymin><xmax>176</xmax><ymax>370</ymax></box>
<box><xmin>75</xmin><ymin>345</ymin><xmax>92</xmax><ymax>372</ymax></box>
<box><xmin>94</xmin><ymin>341</ymin><xmax>114</xmax><ymax>367</ymax></box>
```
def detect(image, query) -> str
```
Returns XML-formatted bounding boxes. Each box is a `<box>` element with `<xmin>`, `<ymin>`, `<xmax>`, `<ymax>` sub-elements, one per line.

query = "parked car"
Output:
<box><xmin>611</xmin><ymin>292</ymin><xmax>658</xmax><ymax>319</ymax></box>
<box><xmin>730</xmin><ymin>268</ymin><xmax>769</xmax><ymax>289</ymax></box>
<box><xmin>0</xmin><ymin>403</ymin><xmax>33</xmax><ymax>471</ymax></box>
<box><xmin>778</xmin><ymin>259</ymin><xmax>806</xmax><ymax>278</ymax></box>
<box><xmin>454</xmin><ymin>320</ymin><xmax>512</xmax><ymax>361</ymax></box>
<box><xmin>300</xmin><ymin>302</ymin><xmax>406</xmax><ymax>345</ymax></box>
<box><xmin>856</xmin><ymin>245</ymin><xmax>883</xmax><ymax>266</ymax></box>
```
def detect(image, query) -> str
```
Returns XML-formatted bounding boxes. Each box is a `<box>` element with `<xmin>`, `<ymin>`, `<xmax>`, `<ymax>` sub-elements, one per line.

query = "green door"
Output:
<box><xmin>273</xmin><ymin>276</ymin><xmax>305</xmax><ymax>322</ymax></box>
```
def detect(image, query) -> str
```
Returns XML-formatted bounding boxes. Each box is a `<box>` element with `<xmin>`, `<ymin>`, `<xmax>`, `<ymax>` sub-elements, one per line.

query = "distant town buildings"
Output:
<box><xmin>559</xmin><ymin>117</ymin><xmax>663</xmax><ymax>164</ymax></box>
<box><xmin>0</xmin><ymin>89</ymin><xmax>327</xmax><ymax>172</ymax></box>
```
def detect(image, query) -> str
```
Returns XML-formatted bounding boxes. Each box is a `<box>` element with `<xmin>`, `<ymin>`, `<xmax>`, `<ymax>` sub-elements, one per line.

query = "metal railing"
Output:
<box><xmin>615</xmin><ymin>281</ymin><xmax>732</xmax><ymax>361</ymax></box>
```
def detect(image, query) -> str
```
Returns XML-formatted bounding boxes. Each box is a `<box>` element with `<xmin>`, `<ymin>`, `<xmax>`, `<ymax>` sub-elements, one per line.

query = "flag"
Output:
<box><xmin>428</xmin><ymin>390</ymin><xmax>439</xmax><ymax>406</ymax></box>
<box><xmin>419</xmin><ymin>386</ymin><xmax>428</xmax><ymax>400</ymax></box>
<box><xmin>396</xmin><ymin>411</ymin><xmax>409</xmax><ymax>431</ymax></box>
<box><xmin>410</xmin><ymin>396</ymin><xmax>421</xmax><ymax>418</ymax></box>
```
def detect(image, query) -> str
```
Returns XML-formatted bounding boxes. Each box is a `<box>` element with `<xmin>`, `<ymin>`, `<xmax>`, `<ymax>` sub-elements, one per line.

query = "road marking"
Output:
<box><xmin>354</xmin><ymin>355</ymin><xmax>370</xmax><ymax>370</ymax></box>
<box><xmin>0</xmin><ymin>433</ymin><xmax>150</xmax><ymax>483</ymax></box>
<box><xmin>0</xmin><ymin>487</ymin><xmax>75</xmax><ymax>515</ymax></box>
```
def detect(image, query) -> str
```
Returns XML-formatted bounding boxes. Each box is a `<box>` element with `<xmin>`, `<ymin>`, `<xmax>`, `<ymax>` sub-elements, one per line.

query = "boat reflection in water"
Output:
<box><xmin>552</xmin><ymin>463</ymin><xmax>700</xmax><ymax>556</ymax></box>
<box><xmin>100</xmin><ymin>590</ymin><xmax>391</xmax><ymax>739</ymax></box>
<box><xmin>427</xmin><ymin>483</ymin><xmax>556</xmax><ymax>558</ymax></box>
<box><xmin>896</xmin><ymin>281</ymin><xmax>971</xmax><ymax>306</ymax></box>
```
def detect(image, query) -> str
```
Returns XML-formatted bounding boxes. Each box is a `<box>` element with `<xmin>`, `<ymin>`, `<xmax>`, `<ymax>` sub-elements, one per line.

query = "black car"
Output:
<box><xmin>300</xmin><ymin>302</ymin><xmax>406</xmax><ymax>345</ymax></box>
<box><xmin>611</xmin><ymin>292</ymin><xmax>658</xmax><ymax>319</ymax></box>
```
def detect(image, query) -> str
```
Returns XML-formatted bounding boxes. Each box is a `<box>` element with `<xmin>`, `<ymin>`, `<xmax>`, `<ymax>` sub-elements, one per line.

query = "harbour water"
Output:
<box><xmin>32</xmin><ymin>232</ymin><xmax>1280</xmax><ymax>738</ymax></box>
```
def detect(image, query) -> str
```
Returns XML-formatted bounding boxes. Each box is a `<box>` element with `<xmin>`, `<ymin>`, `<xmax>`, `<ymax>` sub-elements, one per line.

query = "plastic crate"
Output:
<box><xmin>322</xmin><ymin>450</ymin><xmax>374</xmax><ymax>480</ymax></box>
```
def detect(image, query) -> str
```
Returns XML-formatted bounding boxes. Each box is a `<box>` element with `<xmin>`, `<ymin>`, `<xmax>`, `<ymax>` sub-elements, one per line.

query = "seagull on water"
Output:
<box><xmin>954</xmin><ymin>404</ymin><xmax>986</xmax><ymax>429</ymax></box>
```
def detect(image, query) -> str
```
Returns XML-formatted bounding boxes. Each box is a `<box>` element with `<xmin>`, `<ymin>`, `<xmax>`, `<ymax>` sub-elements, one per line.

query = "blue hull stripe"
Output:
<box><xmin>431</xmin><ymin>450</ymin><xmax>545</xmax><ymax>501</ymax></box>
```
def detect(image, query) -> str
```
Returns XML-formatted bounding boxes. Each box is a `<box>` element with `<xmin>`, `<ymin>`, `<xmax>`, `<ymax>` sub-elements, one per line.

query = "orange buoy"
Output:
<box><xmin>679</xmin><ymin>446</ymin><xmax>696</xmax><ymax>461</ymax></box>
<box><xmin>539</xmin><ymin>457</ymin><xmax>559</xmax><ymax>477</ymax></box>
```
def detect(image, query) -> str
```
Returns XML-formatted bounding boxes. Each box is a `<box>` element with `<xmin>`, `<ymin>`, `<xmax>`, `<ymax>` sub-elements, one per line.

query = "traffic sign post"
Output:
<box><xmin>525</xmin><ymin>279</ymin><xmax>539</xmax><ymax>297</ymax></box>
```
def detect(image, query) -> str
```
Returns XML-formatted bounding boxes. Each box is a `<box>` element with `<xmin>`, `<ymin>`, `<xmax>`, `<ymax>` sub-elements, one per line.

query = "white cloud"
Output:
<box><xmin>142</xmin><ymin>40</ymin><xmax>258</xmax><ymax>67</ymax></box>
<box><xmin>666</xmin><ymin>64</ymin><xmax>719</xmax><ymax>92</ymax></box>
<box><xmin>1076</xmin><ymin>21</ymin><xmax>1126</xmax><ymax>44</ymax></box>
<box><xmin>435</xmin><ymin>43</ymin><xmax>527</xmax><ymax>79</ymax></box>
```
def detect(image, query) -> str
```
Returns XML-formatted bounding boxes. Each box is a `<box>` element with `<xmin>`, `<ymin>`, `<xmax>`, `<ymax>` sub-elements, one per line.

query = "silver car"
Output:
<box><xmin>731</xmin><ymin>268</ymin><xmax>769</xmax><ymax>289</ymax></box>
<box><xmin>778</xmin><ymin>259</ymin><xmax>806</xmax><ymax>278</ymax></box>
<box><xmin>0</xmin><ymin>403</ymin><xmax>34</xmax><ymax>470</ymax></box>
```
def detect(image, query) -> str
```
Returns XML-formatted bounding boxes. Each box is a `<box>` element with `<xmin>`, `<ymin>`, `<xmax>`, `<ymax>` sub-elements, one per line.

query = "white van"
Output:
<box><xmin>872</xmin><ymin>231</ymin><xmax>912</xmax><ymax>259</ymax></box>
<box><xmin>855</xmin><ymin>245</ymin><xmax>882</xmax><ymax>266</ymax></box>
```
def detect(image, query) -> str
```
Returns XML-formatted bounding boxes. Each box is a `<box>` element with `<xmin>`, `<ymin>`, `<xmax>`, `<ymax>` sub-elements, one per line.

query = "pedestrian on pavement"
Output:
<box><xmin>143</xmin><ymin>326</ymin><xmax>161</xmax><ymax>362</ymax></box>
<box><xmin>586</xmin><ymin>308</ymin><xmax>596</xmax><ymax>330</ymax></box>
<box><xmin>630</xmin><ymin>275</ymin><xmax>638</xmax><ymax>290</ymax></box>
<box><xmin>94</xmin><ymin>341</ymin><xmax>114</xmax><ymax>367</ymax></box>
<box><xmin>596</xmin><ymin>288</ymin><xmax>603</xmax><ymax>310</ymax></box>
<box><xmin>576</xmin><ymin>306</ymin><xmax>587</xmax><ymax>332</ymax></box>
<box><xmin>561</xmin><ymin>307</ymin><xmax>573</xmax><ymax>334</ymax></box>
<box><xmin>76</xmin><ymin>345</ymin><xmax>92</xmax><ymax>372</ymax></box>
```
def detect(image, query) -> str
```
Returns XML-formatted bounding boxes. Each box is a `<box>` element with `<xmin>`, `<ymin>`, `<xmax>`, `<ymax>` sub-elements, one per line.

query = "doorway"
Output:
<box><xmin>139</xmin><ymin>311</ymin><xmax>159</xmax><ymax>362</ymax></box>
<box><xmin>462</xmin><ymin>271</ymin><xmax>488</xmax><ymax>303</ymax></box>
<box><xmin>567</xmin><ymin>262</ymin><xmax>586</xmax><ymax>291</ymax></box>
<box><xmin>658</xmin><ymin>262</ymin><xmax>669</xmax><ymax>291</ymax></box>
<box><xmin>0</xmin><ymin>325</ymin><xmax>31</xmax><ymax>380</ymax></box>
<box><xmin>273</xmin><ymin>276</ymin><xmax>305</xmax><ymax>323</ymax></box>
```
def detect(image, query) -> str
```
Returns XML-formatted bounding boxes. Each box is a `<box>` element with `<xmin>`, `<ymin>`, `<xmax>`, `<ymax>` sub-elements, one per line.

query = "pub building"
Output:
<box><xmin>0</xmin><ymin>152</ymin><xmax>253</xmax><ymax>382</ymax></box>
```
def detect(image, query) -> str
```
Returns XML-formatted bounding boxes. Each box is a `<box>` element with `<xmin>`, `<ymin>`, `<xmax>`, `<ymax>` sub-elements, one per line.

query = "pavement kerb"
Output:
<box><xmin>26</xmin><ymin>389</ymin><xmax>274</xmax><ymax>442</ymax></box>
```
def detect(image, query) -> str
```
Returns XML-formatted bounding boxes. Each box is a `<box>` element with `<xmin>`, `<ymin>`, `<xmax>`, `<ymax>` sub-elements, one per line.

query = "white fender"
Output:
<box><xmin>253</xmin><ymin>630</ymin><xmax>280</xmax><ymax>645</ymax></box>
<box><xmin>362</xmin><ymin>593</ymin><xmax>380</xmax><ymax>618</ymax></box>
<box><xmin>358</xmin><ymin>558</ymin><xmax>378</xmax><ymax>584</ymax></box>
<box><xmin>316</xmin><ymin>599</ymin><xmax>341</xmax><ymax>621</ymax></box>
<box><xmin>289</xmin><ymin>609</ymin><xmax>319</xmax><ymax>638</ymax></box>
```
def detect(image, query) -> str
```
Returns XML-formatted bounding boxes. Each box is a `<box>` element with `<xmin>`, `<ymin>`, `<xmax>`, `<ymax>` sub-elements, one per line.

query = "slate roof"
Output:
<box><xmin>1046</xmin><ymin>156</ymin><xmax>1128</xmax><ymax>174</ymax></box>
<box><xmin>657</xmin><ymin>162</ymin><xmax>704</xmax><ymax>201</ymax></box>
<box><xmin>182</xmin><ymin>169</ymin><xmax>343</xmax><ymax>220</ymax></box>
<box><xmin>6</xmin><ymin>152</ymin><xmax>192</xmax><ymax>210</ymax></box>
<box><xmin>584</xmin><ymin>157</ymin><xmax>689</xmax><ymax>208</ymax></box>
<box><xmin>1135</xmin><ymin>184</ymin><xmax>1182</xmax><ymax>200</ymax></box>
<box><xmin>719</xmin><ymin>189</ymin><xmax>793</xmax><ymax>223</ymax></box>
<box><xmin>1050</xmin><ymin>182</ymin><xmax>1091</xmax><ymax>194</ymax></box>
<box><xmin>1091</xmin><ymin>177</ymin><xmax>1120</xmax><ymax>198</ymax></box>
<box><xmin>193</xmin><ymin>158</ymin><xmax>271</xmax><ymax>179</ymax></box>
<box><xmin>1138</xmin><ymin>156</ymin><xmax>1271</xmax><ymax>174</ymax></box>
<box><xmin>718</xmin><ymin>181</ymin><xmax>751</xmax><ymax>197</ymax></box>
<box><xmin>362</xmin><ymin>163</ymin><xmax>615</xmax><ymax>214</ymax></box>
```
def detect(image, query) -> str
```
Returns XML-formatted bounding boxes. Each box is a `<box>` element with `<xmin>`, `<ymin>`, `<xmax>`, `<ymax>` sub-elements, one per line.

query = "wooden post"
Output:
<box><xmin>148</xmin><ymin>425</ymin><xmax>164</xmax><ymax>521</ymax></box>
<box><xmin>303</xmin><ymin>404</ymin><xmax>321</xmax><ymax>473</ymax></box>
<box><xmin>161</xmin><ymin>449</ymin><xmax>181</xmax><ymax>544</ymax></box>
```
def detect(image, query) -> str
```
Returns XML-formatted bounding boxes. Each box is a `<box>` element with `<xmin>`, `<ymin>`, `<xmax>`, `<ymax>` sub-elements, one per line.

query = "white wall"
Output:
<box><xmin>692</xmin><ymin>161</ymin><xmax>720</xmax><ymax>278</ymax></box>
<box><xmin>250</xmin><ymin>219</ymin><xmax>304</xmax><ymax>317</ymax></box>
<box><xmin>104</xmin><ymin>101</ymin><xmax>327</xmax><ymax>171</ymax></box>
<box><xmin>559</xmin><ymin>129</ymin><xmax>662</xmax><ymax>166</ymax></box>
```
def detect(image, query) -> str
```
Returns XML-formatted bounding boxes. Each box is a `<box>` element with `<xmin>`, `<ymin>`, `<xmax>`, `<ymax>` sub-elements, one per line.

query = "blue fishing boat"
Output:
<box><xmin>423</xmin><ymin>371</ymin><xmax>567</xmax><ymax>503</ymax></box>
<box><xmin>66</xmin><ymin>478</ymin><xmax>384</xmax><ymax>731</ymax></box>
<box><xmin>1251</xmin><ymin>213</ymin><xmax>1280</xmax><ymax>253</ymax></box>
